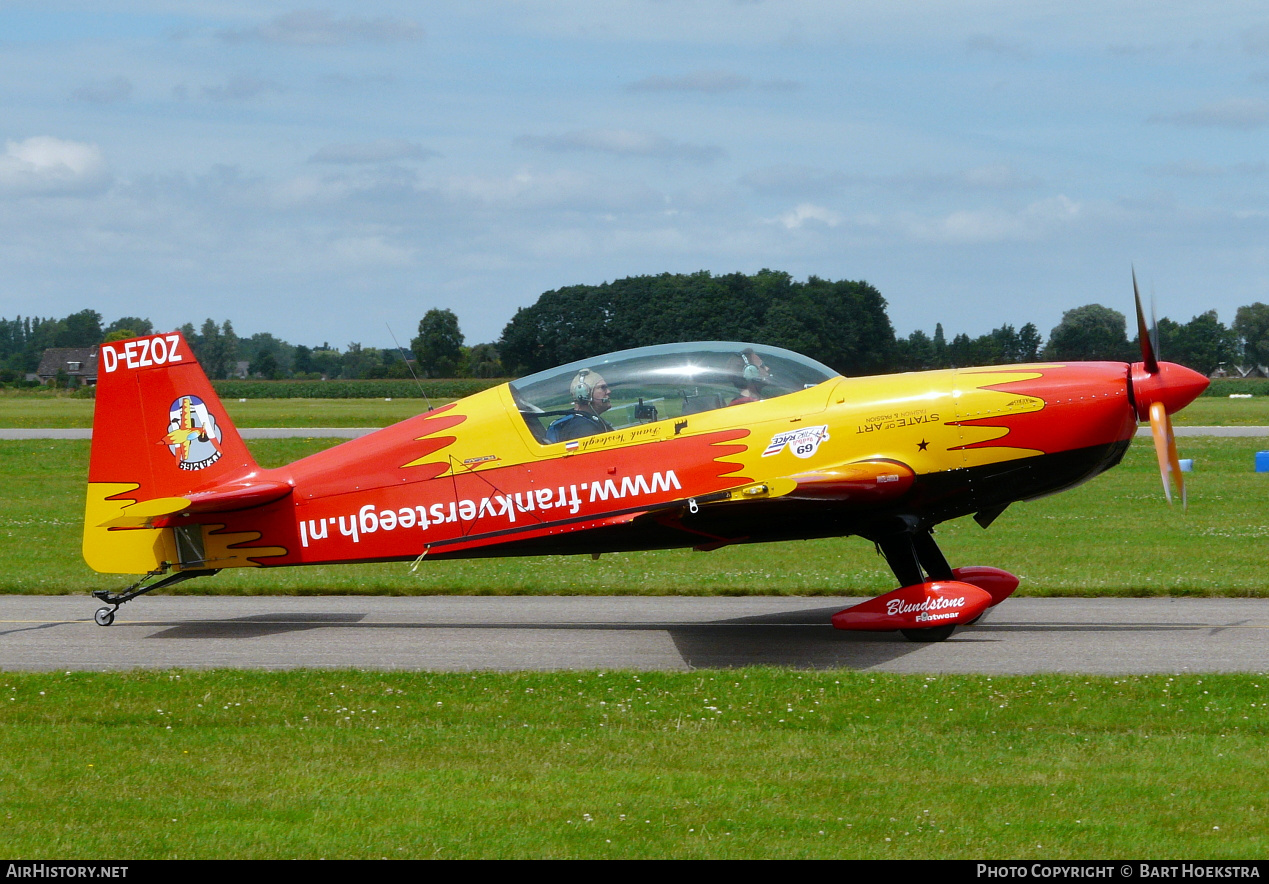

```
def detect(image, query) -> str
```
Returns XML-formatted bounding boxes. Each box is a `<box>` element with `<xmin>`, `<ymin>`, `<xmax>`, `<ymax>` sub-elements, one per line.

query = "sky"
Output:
<box><xmin>1</xmin><ymin>1</ymin><xmax>1268</xmax><ymax>352</ymax></box>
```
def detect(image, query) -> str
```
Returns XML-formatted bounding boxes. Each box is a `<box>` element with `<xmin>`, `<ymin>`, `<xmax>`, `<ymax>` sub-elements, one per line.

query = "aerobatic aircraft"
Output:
<box><xmin>84</xmin><ymin>284</ymin><xmax>1207</xmax><ymax>640</ymax></box>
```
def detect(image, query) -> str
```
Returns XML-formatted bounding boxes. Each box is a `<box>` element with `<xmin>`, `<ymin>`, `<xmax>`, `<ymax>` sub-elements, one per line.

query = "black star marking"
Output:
<box><xmin>917</xmin><ymin>439</ymin><xmax>929</xmax><ymax>451</ymax></box>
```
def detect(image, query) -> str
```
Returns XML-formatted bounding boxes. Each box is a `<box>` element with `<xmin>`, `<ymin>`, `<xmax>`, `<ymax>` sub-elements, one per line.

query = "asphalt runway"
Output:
<box><xmin>1</xmin><ymin>596</ymin><xmax>1266</xmax><ymax>674</ymax></box>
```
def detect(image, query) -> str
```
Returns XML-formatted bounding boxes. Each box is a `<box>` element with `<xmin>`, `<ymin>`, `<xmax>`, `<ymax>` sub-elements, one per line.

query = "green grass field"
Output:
<box><xmin>1</xmin><ymin>669</ymin><xmax>1265</xmax><ymax>859</ymax></box>
<box><xmin>1173</xmin><ymin>395</ymin><xmax>1269</xmax><ymax>426</ymax></box>
<box><xmin>0</xmin><ymin>393</ymin><xmax>450</xmax><ymax>429</ymax></box>
<box><xmin>5</xmin><ymin>389</ymin><xmax>1269</xmax><ymax>428</ymax></box>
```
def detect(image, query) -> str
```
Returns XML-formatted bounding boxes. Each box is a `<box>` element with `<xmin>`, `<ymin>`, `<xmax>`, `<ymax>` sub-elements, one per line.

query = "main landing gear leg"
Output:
<box><xmin>873</xmin><ymin>522</ymin><xmax>954</xmax><ymax>585</ymax></box>
<box><xmin>872</xmin><ymin>521</ymin><xmax>959</xmax><ymax>642</ymax></box>
<box><xmin>92</xmin><ymin>567</ymin><xmax>220</xmax><ymax>626</ymax></box>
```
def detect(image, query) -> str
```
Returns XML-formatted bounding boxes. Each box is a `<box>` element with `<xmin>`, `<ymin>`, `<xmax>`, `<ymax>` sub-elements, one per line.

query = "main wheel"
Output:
<box><xmin>900</xmin><ymin>624</ymin><xmax>955</xmax><ymax>642</ymax></box>
<box><xmin>94</xmin><ymin>607</ymin><xmax>115</xmax><ymax>627</ymax></box>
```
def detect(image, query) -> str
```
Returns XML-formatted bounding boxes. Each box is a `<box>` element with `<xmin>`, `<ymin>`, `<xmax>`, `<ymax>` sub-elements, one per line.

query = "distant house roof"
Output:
<box><xmin>1223</xmin><ymin>364</ymin><xmax>1269</xmax><ymax>379</ymax></box>
<box><xmin>37</xmin><ymin>346</ymin><xmax>99</xmax><ymax>384</ymax></box>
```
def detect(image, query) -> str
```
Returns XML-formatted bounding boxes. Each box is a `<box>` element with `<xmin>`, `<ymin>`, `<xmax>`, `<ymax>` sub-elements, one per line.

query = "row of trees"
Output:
<box><xmin>0</xmin><ymin>310</ymin><xmax>153</xmax><ymax>376</ymax></box>
<box><xmin>499</xmin><ymin>270</ymin><xmax>895</xmax><ymax>376</ymax></box>
<box><xmin>4</xmin><ymin>272</ymin><xmax>1267</xmax><ymax>382</ymax></box>
<box><xmin>497</xmin><ymin>270</ymin><xmax>1258</xmax><ymax>377</ymax></box>
<box><xmin>1039</xmin><ymin>303</ymin><xmax>1246</xmax><ymax>374</ymax></box>
<box><xmin>0</xmin><ymin>310</ymin><xmax>493</xmax><ymax>381</ymax></box>
<box><xmin>893</xmin><ymin>322</ymin><xmax>1043</xmax><ymax>374</ymax></box>
<box><xmin>181</xmin><ymin>321</ymin><xmax>422</xmax><ymax>382</ymax></box>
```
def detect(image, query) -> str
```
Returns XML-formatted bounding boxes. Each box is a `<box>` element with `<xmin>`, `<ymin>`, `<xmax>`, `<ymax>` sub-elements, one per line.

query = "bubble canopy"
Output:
<box><xmin>509</xmin><ymin>342</ymin><xmax>839</xmax><ymax>441</ymax></box>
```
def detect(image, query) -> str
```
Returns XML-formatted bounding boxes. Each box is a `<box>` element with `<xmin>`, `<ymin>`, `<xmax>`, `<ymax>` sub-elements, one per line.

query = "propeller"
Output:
<box><xmin>1128</xmin><ymin>269</ymin><xmax>1209</xmax><ymax>508</ymax></box>
<box><xmin>1148</xmin><ymin>399</ymin><xmax>1185</xmax><ymax>507</ymax></box>
<box><xmin>1133</xmin><ymin>269</ymin><xmax>1157</xmax><ymax>375</ymax></box>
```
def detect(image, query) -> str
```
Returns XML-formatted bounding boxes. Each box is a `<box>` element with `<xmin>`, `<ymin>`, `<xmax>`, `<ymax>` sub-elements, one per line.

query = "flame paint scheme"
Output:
<box><xmin>84</xmin><ymin>328</ymin><xmax>1208</xmax><ymax>639</ymax></box>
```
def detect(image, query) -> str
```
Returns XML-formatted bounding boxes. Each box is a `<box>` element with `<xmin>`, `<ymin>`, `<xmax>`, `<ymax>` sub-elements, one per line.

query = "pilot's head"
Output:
<box><xmin>571</xmin><ymin>369</ymin><xmax>611</xmax><ymax>415</ymax></box>
<box><xmin>731</xmin><ymin>349</ymin><xmax>771</xmax><ymax>390</ymax></box>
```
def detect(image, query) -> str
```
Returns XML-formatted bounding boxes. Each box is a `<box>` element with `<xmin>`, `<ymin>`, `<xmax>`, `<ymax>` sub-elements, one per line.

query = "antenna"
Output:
<box><xmin>386</xmin><ymin>324</ymin><xmax>433</xmax><ymax>412</ymax></box>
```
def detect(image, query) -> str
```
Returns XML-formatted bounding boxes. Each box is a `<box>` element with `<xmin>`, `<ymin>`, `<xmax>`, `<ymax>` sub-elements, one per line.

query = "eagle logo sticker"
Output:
<box><xmin>163</xmin><ymin>395</ymin><xmax>223</xmax><ymax>471</ymax></box>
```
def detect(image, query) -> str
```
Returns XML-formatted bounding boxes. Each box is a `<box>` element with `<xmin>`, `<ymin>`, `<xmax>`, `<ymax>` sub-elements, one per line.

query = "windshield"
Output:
<box><xmin>509</xmin><ymin>342</ymin><xmax>838</xmax><ymax>443</ymax></box>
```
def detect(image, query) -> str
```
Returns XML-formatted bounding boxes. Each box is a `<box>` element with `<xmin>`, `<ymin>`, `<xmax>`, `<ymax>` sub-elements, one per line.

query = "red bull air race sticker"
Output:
<box><xmin>162</xmin><ymin>395</ymin><xmax>224</xmax><ymax>471</ymax></box>
<box><xmin>762</xmin><ymin>425</ymin><xmax>829</xmax><ymax>459</ymax></box>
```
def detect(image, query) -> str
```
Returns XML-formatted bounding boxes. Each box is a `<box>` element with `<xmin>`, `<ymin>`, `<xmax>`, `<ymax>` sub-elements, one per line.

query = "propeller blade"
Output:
<box><xmin>1134</xmin><ymin>267</ymin><xmax>1158</xmax><ymax>374</ymax></box>
<box><xmin>1150</xmin><ymin>284</ymin><xmax>1159</xmax><ymax>359</ymax></box>
<box><xmin>1148</xmin><ymin>400</ymin><xmax>1186</xmax><ymax>509</ymax></box>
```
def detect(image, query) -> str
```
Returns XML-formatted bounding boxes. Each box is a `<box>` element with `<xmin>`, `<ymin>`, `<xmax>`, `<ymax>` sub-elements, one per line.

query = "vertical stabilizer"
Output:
<box><xmin>84</xmin><ymin>332</ymin><xmax>260</xmax><ymax>573</ymax></box>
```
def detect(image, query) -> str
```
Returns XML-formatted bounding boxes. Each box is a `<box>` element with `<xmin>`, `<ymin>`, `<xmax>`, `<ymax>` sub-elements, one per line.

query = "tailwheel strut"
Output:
<box><xmin>91</xmin><ymin>566</ymin><xmax>220</xmax><ymax>626</ymax></box>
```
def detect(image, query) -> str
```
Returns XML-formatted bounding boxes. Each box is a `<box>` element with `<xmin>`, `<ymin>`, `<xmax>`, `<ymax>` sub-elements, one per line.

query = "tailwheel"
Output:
<box><xmin>900</xmin><ymin>624</ymin><xmax>956</xmax><ymax>642</ymax></box>
<box><xmin>90</xmin><ymin>566</ymin><xmax>220</xmax><ymax>626</ymax></box>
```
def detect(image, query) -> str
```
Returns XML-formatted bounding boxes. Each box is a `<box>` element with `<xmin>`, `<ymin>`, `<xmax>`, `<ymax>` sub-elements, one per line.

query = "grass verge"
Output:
<box><xmin>0</xmin><ymin>396</ymin><xmax>455</xmax><ymax>429</ymax></box>
<box><xmin>5</xmin><ymin>391</ymin><xmax>1269</xmax><ymax>428</ymax></box>
<box><xmin>2</xmin><ymin>669</ymin><xmax>1265</xmax><ymax>859</ymax></box>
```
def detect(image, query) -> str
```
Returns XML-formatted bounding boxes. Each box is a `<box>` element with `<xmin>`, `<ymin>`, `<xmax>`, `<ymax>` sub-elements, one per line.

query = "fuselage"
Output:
<box><xmin>91</xmin><ymin>360</ymin><xmax>1138</xmax><ymax>571</ymax></box>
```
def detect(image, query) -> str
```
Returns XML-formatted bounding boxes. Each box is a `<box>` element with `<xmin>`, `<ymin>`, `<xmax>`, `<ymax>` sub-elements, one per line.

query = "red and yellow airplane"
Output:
<box><xmin>84</xmin><ymin>292</ymin><xmax>1208</xmax><ymax>640</ymax></box>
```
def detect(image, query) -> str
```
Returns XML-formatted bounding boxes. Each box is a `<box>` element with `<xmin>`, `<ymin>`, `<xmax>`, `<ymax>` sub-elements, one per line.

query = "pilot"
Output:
<box><xmin>728</xmin><ymin>348</ymin><xmax>771</xmax><ymax>406</ymax></box>
<box><xmin>545</xmin><ymin>369</ymin><xmax>615</xmax><ymax>443</ymax></box>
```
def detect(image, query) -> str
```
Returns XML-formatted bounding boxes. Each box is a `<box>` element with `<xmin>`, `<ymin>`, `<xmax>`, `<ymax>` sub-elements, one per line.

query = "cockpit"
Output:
<box><xmin>509</xmin><ymin>342</ymin><xmax>839</xmax><ymax>443</ymax></box>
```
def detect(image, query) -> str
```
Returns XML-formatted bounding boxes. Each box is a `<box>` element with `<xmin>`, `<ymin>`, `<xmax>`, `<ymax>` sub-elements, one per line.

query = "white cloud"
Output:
<box><xmin>268</xmin><ymin>174</ymin><xmax>358</xmax><ymax>209</ymax></box>
<box><xmin>775</xmin><ymin>203</ymin><xmax>843</xmax><ymax>229</ymax></box>
<box><xmin>0</xmin><ymin>137</ymin><xmax>109</xmax><ymax>197</ymax></box>
<box><xmin>330</xmin><ymin>235</ymin><xmax>416</xmax><ymax>266</ymax></box>
<box><xmin>907</xmin><ymin>195</ymin><xmax>1081</xmax><ymax>243</ymax></box>
<box><xmin>440</xmin><ymin>168</ymin><xmax>662</xmax><ymax>214</ymax></box>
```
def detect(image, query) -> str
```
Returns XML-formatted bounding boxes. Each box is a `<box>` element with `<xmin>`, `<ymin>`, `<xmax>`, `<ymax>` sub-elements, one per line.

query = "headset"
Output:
<box><xmin>573</xmin><ymin>369</ymin><xmax>611</xmax><ymax>406</ymax></box>
<box><xmin>572</xmin><ymin>369</ymin><xmax>595</xmax><ymax>403</ymax></box>
<box><xmin>739</xmin><ymin>351</ymin><xmax>766</xmax><ymax>382</ymax></box>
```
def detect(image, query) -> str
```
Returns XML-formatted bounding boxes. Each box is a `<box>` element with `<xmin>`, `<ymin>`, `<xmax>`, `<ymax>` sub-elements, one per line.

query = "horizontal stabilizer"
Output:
<box><xmin>97</xmin><ymin>480</ymin><xmax>293</xmax><ymax>528</ymax></box>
